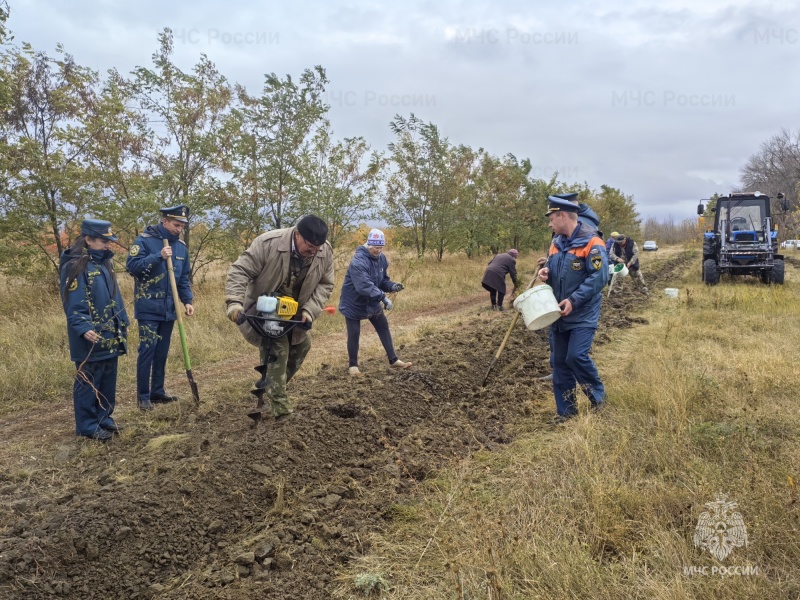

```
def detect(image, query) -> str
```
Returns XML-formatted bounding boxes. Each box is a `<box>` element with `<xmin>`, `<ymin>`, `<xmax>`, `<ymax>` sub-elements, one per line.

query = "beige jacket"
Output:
<box><xmin>225</xmin><ymin>227</ymin><xmax>335</xmax><ymax>346</ymax></box>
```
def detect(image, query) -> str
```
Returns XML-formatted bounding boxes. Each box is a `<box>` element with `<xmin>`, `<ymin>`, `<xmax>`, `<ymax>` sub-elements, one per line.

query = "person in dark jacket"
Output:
<box><xmin>481</xmin><ymin>249</ymin><xmax>520</xmax><ymax>311</ymax></box>
<box><xmin>538</xmin><ymin>197</ymin><xmax>608</xmax><ymax>423</ymax></box>
<box><xmin>60</xmin><ymin>219</ymin><xmax>129</xmax><ymax>441</ymax></box>
<box><xmin>338</xmin><ymin>228</ymin><xmax>412</xmax><ymax>376</ymax></box>
<box><xmin>126</xmin><ymin>205</ymin><xmax>194</xmax><ymax>411</ymax></box>
<box><xmin>609</xmin><ymin>234</ymin><xmax>649</xmax><ymax>293</ymax></box>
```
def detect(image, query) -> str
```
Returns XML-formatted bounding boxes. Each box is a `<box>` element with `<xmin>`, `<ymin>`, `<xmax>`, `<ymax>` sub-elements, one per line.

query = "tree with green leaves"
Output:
<box><xmin>385</xmin><ymin>114</ymin><xmax>452</xmax><ymax>258</ymax></box>
<box><xmin>228</xmin><ymin>66</ymin><xmax>328</xmax><ymax>246</ymax></box>
<box><xmin>446</xmin><ymin>145</ymin><xmax>483</xmax><ymax>258</ymax></box>
<box><xmin>296</xmin><ymin>122</ymin><xmax>384</xmax><ymax>250</ymax></box>
<box><xmin>0</xmin><ymin>42</ymin><xmax>100</xmax><ymax>281</ymax></box>
<box><xmin>0</xmin><ymin>1</ymin><xmax>9</xmax><ymax>46</ymax></box>
<box><xmin>129</xmin><ymin>28</ymin><xmax>233</xmax><ymax>279</ymax></box>
<box><xmin>80</xmin><ymin>69</ymin><xmax>157</xmax><ymax>244</ymax></box>
<box><xmin>593</xmin><ymin>184</ymin><xmax>641</xmax><ymax>240</ymax></box>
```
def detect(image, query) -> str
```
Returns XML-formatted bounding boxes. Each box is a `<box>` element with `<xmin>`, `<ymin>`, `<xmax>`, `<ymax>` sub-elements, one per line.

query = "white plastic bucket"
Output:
<box><xmin>612</xmin><ymin>263</ymin><xmax>628</xmax><ymax>278</ymax></box>
<box><xmin>513</xmin><ymin>285</ymin><xmax>562</xmax><ymax>330</ymax></box>
<box><xmin>664</xmin><ymin>288</ymin><xmax>679</xmax><ymax>298</ymax></box>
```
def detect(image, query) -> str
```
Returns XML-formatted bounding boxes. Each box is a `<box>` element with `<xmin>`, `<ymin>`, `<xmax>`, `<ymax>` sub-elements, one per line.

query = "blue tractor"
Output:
<box><xmin>698</xmin><ymin>192</ymin><xmax>786</xmax><ymax>285</ymax></box>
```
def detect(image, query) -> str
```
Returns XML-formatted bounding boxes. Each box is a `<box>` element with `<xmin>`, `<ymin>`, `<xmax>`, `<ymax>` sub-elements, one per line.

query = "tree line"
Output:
<box><xmin>0</xmin><ymin>19</ymin><xmax>645</xmax><ymax>283</ymax></box>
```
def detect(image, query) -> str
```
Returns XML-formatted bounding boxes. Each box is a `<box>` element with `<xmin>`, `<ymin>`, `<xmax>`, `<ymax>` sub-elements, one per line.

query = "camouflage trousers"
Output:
<box><xmin>258</xmin><ymin>334</ymin><xmax>312</xmax><ymax>417</ymax></box>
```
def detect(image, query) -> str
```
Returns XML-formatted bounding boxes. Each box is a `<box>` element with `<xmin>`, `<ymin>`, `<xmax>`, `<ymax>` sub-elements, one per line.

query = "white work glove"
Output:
<box><xmin>383</xmin><ymin>297</ymin><xmax>393</xmax><ymax>311</ymax></box>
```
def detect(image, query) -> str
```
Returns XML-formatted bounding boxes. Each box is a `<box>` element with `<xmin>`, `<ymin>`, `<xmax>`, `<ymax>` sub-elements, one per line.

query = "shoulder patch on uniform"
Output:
<box><xmin>130</xmin><ymin>245</ymin><xmax>140</xmax><ymax>257</ymax></box>
<box><xmin>589</xmin><ymin>247</ymin><xmax>601</xmax><ymax>254</ymax></box>
<box><xmin>591</xmin><ymin>255</ymin><xmax>603</xmax><ymax>270</ymax></box>
<box><xmin>176</xmin><ymin>239</ymin><xmax>186</xmax><ymax>245</ymax></box>
<box><xmin>68</xmin><ymin>279</ymin><xmax>78</xmax><ymax>292</ymax></box>
<box><xmin>141</xmin><ymin>232</ymin><xmax>153</xmax><ymax>238</ymax></box>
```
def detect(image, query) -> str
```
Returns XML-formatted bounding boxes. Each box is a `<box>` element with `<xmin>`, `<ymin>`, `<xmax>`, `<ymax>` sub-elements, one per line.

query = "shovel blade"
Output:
<box><xmin>481</xmin><ymin>357</ymin><xmax>498</xmax><ymax>387</ymax></box>
<box><xmin>186</xmin><ymin>369</ymin><xmax>200</xmax><ymax>406</ymax></box>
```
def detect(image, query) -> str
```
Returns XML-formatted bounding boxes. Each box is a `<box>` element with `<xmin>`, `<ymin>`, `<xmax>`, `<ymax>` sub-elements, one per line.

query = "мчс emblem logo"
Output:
<box><xmin>130</xmin><ymin>245</ymin><xmax>140</xmax><ymax>257</ymax></box>
<box><xmin>693</xmin><ymin>495</ymin><xmax>748</xmax><ymax>561</ymax></box>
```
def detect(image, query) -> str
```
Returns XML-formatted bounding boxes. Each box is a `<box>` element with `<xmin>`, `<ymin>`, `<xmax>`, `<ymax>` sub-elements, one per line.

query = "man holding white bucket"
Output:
<box><xmin>538</xmin><ymin>196</ymin><xmax>609</xmax><ymax>423</ymax></box>
<box><xmin>610</xmin><ymin>234</ymin><xmax>648</xmax><ymax>294</ymax></box>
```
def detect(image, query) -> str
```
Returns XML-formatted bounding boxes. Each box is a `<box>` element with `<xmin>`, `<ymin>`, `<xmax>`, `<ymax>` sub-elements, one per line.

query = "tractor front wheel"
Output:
<box><xmin>703</xmin><ymin>259</ymin><xmax>720</xmax><ymax>285</ymax></box>
<box><xmin>771</xmin><ymin>259</ymin><xmax>785</xmax><ymax>284</ymax></box>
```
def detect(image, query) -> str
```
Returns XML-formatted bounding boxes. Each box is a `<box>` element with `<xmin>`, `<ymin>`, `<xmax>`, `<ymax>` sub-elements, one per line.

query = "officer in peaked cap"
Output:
<box><xmin>60</xmin><ymin>218</ymin><xmax>129</xmax><ymax>441</ymax></box>
<box><xmin>538</xmin><ymin>192</ymin><xmax>608</xmax><ymax>423</ymax></box>
<box><xmin>80</xmin><ymin>219</ymin><xmax>119</xmax><ymax>242</ymax></box>
<box><xmin>545</xmin><ymin>195</ymin><xmax>582</xmax><ymax>215</ymax></box>
<box><xmin>537</xmin><ymin>193</ymin><xmax>603</xmax><ymax>382</ymax></box>
<box><xmin>552</xmin><ymin>192</ymin><xmax>579</xmax><ymax>203</ymax></box>
<box><xmin>159</xmin><ymin>204</ymin><xmax>190</xmax><ymax>223</ymax></box>
<box><xmin>126</xmin><ymin>204</ymin><xmax>195</xmax><ymax>410</ymax></box>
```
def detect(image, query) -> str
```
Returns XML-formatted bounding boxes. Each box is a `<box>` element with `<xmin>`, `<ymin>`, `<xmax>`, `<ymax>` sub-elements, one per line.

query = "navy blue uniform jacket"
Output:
<box><xmin>60</xmin><ymin>248</ymin><xmax>129</xmax><ymax>363</ymax></box>
<box><xmin>126</xmin><ymin>225</ymin><xmax>193</xmax><ymax>321</ymax></box>
<box><xmin>339</xmin><ymin>246</ymin><xmax>398</xmax><ymax>320</ymax></box>
<box><xmin>545</xmin><ymin>222</ymin><xmax>608</xmax><ymax>331</ymax></box>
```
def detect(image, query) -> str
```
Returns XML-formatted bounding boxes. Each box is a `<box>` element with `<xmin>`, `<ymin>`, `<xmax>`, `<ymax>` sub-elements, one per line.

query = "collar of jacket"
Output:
<box><xmin>88</xmin><ymin>248</ymin><xmax>114</xmax><ymax>263</ymax></box>
<box><xmin>555</xmin><ymin>222</ymin><xmax>594</xmax><ymax>250</ymax></box>
<box><xmin>155</xmin><ymin>223</ymin><xmax>179</xmax><ymax>242</ymax></box>
<box><xmin>358</xmin><ymin>244</ymin><xmax>381</xmax><ymax>260</ymax></box>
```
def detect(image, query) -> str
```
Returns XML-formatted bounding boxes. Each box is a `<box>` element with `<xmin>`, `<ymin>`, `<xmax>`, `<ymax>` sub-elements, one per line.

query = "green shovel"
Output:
<box><xmin>163</xmin><ymin>239</ymin><xmax>200</xmax><ymax>406</ymax></box>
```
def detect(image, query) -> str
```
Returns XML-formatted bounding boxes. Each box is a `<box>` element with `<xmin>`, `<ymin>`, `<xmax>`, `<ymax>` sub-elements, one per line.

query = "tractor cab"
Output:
<box><xmin>715</xmin><ymin>194</ymin><xmax>773</xmax><ymax>245</ymax></box>
<box><xmin>699</xmin><ymin>192</ymin><xmax>784</xmax><ymax>285</ymax></box>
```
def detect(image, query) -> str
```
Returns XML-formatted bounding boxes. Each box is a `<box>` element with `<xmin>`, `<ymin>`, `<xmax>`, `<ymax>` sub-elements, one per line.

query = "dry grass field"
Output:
<box><xmin>0</xmin><ymin>245</ymin><xmax>798</xmax><ymax>599</ymax></box>
<box><xmin>334</xmin><ymin>245</ymin><xmax>800</xmax><ymax>599</ymax></box>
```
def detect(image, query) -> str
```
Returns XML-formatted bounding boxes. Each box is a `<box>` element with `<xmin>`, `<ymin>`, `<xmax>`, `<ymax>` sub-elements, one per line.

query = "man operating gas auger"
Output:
<box><xmin>225</xmin><ymin>215</ymin><xmax>334</xmax><ymax>423</ymax></box>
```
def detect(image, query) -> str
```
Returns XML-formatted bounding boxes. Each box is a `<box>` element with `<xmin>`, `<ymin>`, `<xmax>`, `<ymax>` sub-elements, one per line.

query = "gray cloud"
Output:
<box><xmin>7</xmin><ymin>0</ymin><xmax>799</xmax><ymax>218</ymax></box>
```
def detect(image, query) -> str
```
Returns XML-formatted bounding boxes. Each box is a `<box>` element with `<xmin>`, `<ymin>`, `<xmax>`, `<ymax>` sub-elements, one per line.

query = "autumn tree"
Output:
<box><xmin>0</xmin><ymin>43</ymin><xmax>100</xmax><ymax>280</ymax></box>
<box><xmin>228</xmin><ymin>66</ymin><xmax>328</xmax><ymax>246</ymax></box>
<box><xmin>740</xmin><ymin>128</ymin><xmax>800</xmax><ymax>235</ymax></box>
<box><xmin>385</xmin><ymin>114</ymin><xmax>452</xmax><ymax>258</ymax></box>
<box><xmin>740</xmin><ymin>128</ymin><xmax>800</xmax><ymax>203</ymax></box>
<box><xmin>295</xmin><ymin>122</ymin><xmax>385</xmax><ymax>250</ymax></box>
<box><xmin>80</xmin><ymin>69</ymin><xmax>157</xmax><ymax>245</ymax></box>
<box><xmin>592</xmin><ymin>184</ymin><xmax>641</xmax><ymax>240</ymax></box>
<box><xmin>129</xmin><ymin>28</ymin><xmax>233</xmax><ymax>278</ymax></box>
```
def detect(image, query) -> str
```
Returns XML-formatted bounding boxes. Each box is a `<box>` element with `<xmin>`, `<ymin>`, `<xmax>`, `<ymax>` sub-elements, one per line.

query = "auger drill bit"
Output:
<box><xmin>248</xmin><ymin>365</ymin><xmax>268</xmax><ymax>424</ymax></box>
<box><xmin>248</xmin><ymin>348</ymin><xmax>278</xmax><ymax>423</ymax></box>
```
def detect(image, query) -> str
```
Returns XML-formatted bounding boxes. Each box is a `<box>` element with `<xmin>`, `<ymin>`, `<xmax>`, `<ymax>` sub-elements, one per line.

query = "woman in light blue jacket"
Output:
<box><xmin>338</xmin><ymin>229</ymin><xmax>412</xmax><ymax>376</ymax></box>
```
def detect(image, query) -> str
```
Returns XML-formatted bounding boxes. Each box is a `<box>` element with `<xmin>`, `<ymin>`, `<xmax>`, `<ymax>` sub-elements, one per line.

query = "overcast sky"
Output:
<box><xmin>6</xmin><ymin>0</ymin><xmax>800</xmax><ymax>219</ymax></box>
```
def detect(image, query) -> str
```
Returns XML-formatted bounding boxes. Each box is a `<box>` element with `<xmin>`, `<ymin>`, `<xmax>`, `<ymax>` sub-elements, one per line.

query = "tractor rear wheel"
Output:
<box><xmin>771</xmin><ymin>259</ymin><xmax>785</xmax><ymax>284</ymax></box>
<box><xmin>703</xmin><ymin>259</ymin><xmax>719</xmax><ymax>285</ymax></box>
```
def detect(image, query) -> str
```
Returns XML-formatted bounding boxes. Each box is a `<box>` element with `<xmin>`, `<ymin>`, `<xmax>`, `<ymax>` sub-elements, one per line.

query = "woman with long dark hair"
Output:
<box><xmin>60</xmin><ymin>219</ymin><xmax>129</xmax><ymax>441</ymax></box>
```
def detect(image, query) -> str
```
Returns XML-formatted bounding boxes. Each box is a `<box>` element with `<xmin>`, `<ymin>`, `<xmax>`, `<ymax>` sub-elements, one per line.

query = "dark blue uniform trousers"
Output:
<box><xmin>74</xmin><ymin>357</ymin><xmax>118</xmax><ymax>436</ymax></box>
<box><xmin>136</xmin><ymin>319</ymin><xmax>175</xmax><ymax>401</ymax></box>
<box><xmin>552</xmin><ymin>326</ymin><xmax>605</xmax><ymax>416</ymax></box>
<box><xmin>345</xmin><ymin>314</ymin><xmax>398</xmax><ymax>367</ymax></box>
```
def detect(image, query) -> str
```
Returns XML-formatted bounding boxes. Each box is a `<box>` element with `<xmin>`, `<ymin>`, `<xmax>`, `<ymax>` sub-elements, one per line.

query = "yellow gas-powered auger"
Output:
<box><xmin>236</xmin><ymin>295</ymin><xmax>309</xmax><ymax>424</ymax></box>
